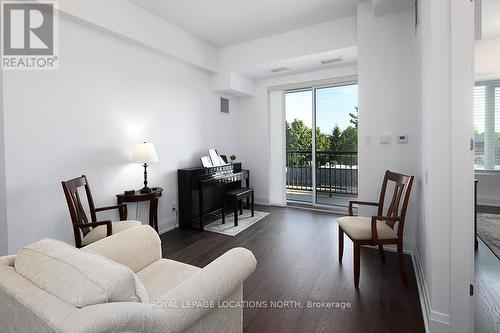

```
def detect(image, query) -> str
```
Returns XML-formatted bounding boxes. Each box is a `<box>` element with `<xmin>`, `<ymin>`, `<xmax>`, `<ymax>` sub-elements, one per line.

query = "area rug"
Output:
<box><xmin>204</xmin><ymin>210</ymin><xmax>269</xmax><ymax>236</ymax></box>
<box><xmin>477</xmin><ymin>213</ymin><xmax>500</xmax><ymax>260</ymax></box>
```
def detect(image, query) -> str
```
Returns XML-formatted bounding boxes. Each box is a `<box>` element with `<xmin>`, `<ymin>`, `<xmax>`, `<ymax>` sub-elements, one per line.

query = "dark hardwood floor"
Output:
<box><xmin>475</xmin><ymin>239</ymin><xmax>500</xmax><ymax>333</ymax></box>
<box><xmin>475</xmin><ymin>204</ymin><xmax>500</xmax><ymax>333</ymax></box>
<box><xmin>161</xmin><ymin>206</ymin><xmax>425</xmax><ymax>333</ymax></box>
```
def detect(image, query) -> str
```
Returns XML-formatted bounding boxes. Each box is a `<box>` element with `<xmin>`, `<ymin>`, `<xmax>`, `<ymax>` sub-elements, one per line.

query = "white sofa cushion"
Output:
<box><xmin>82</xmin><ymin>225</ymin><xmax>161</xmax><ymax>273</ymax></box>
<box><xmin>15</xmin><ymin>238</ymin><xmax>148</xmax><ymax>308</ymax></box>
<box><xmin>137</xmin><ymin>259</ymin><xmax>201</xmax><ymax>300</ymax></box>
<box><xmin>81</xmin><ymin>220</ymin><xmax>142</xmax><ymax>246</ymax></box>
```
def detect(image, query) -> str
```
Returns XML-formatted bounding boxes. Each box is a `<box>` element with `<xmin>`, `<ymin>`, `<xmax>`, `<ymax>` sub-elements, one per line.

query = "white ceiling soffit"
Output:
<box><xmin>372</xmin><ymin>0</ymin><xmax>414</xmax><ymax>17</ymax></box>
<box><xmin>247</xmin><ymin>47</ymin><xmax>358</xmax><ymax>80</ymax></box>
<box><xmin>128</xmin><ymin>0</ymin><xmax>358</xmax><ymax>47</ymax></box>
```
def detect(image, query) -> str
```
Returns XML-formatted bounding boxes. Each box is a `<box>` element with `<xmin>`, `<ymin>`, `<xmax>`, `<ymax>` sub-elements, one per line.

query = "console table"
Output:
<box><xmin>116</xmin><ymin>187</ymin><xmax>163</xmax><ymax>233</ymax></box>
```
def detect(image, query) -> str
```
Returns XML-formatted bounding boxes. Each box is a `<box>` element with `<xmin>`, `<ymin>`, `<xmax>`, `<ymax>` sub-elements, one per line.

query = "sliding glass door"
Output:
<box><xmin>285</xmin><ymin>82</ymin><xmax>358</xmax><ymax>207</ymax></box>
<box><xmin>315</xmin><ymin>85</ymin><xmax>358</xmax><ymax>206</ymax></box>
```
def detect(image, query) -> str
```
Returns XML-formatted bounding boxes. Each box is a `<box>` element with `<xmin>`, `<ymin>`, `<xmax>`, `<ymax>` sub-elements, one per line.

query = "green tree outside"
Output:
<box><xmin>286</xmin><ymin>117</ymin><xmax>358</xmax><ymax>167</ymax></box>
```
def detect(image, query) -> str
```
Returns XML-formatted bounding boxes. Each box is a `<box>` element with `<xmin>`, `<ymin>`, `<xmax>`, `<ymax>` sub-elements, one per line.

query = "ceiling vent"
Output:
<box><xmin>220</xmin><ymin>97</ymin><xmax>229</xmax><ymax>113</ymax></box>
<box><xmin>270</xmin><ymin>66</ymin><xmax>289</xmax><ymax>73</ymax></box>
<box><xmin>320</xmin><ymin>57</ymin><xmax>342</xmax><ymax>65</ymax></box>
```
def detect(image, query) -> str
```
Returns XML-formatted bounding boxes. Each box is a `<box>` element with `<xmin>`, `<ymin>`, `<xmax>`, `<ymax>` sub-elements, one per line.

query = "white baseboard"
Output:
<box><xmin>410</xmin><ymin>240</ymin><xmax>451</xmax><ymax>333</ymax></box>
<box><xmin>157</xmin><ymin>215</ymin><xmax>178</xmax><ymax>235</ymax></box>
<box><xmin>361</xmin><ymin>238</ymin><xmax>413</xmax><ymax>255</ymax></box>
<box><xmin>411</xmin><ymin>240</ymin><xmax>431</xmax><ymax>333</ymax></box>
<box><xmin>254</xmin><ymin>195</ymin><xmax>270</xmax><ymax>206</ymax></box>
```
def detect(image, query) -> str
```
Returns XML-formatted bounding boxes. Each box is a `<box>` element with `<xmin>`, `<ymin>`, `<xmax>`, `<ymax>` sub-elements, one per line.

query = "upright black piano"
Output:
<box><xmin>178</xmin><ymin>163</ymin><xmax>249</xmax><ymax>230</ymax></box>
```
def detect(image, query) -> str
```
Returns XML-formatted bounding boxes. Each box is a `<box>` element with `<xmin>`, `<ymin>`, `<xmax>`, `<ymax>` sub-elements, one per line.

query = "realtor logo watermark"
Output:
<box><xmin>1</xmin><ymin>1</ymin><xmax>59</xmax><ymax>70</ymax></box>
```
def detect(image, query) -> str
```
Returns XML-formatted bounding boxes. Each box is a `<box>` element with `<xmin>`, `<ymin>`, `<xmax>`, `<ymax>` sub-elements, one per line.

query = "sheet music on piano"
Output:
<box><xmin>201</xmin><ymin>156</ymin><xmax>212</xmax><ymax>168</ymax></box>
<box><xmin>207</xmin><ymin>149</ymin><xmax>229</xmax><ymax>167</ymax></box>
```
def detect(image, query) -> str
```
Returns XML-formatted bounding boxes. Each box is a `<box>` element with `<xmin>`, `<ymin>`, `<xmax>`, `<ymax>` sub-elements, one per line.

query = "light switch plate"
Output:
<box><xmin>379</xmin><ymin>134</ymin><xmax>392</xmax><ymax>144</ymax></box>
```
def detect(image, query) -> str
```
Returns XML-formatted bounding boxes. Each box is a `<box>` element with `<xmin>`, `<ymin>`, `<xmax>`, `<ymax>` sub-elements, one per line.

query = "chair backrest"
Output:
<box><xmin>376</xmin><ymin>170</ymin><xmax>414</xmax><ymax>235</ymax></box>
<box><xmin>61</xmin><ymin>175</ymin><xmax>97</xmax><ymax>237</ymax></box>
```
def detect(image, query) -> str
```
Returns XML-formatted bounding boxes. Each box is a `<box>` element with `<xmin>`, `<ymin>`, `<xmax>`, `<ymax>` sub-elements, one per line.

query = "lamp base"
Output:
<box><xmin>140</xmin><ymin>186</ymin><xmax>152</xmax><ymax>194</ymax></box>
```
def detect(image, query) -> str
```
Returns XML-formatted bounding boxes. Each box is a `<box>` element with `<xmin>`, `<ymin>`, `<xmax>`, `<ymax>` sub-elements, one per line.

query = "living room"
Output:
<box><xmin>0</xmin><ymin>1</ymin><xmax>488</xmax><ymax>332</ymax></box>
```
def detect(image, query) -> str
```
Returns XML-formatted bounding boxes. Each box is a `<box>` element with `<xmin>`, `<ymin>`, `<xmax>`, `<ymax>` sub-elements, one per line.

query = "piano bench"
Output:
<box><xmin>222</xmin><ymin>188</ymin><xmax>254</xmax><ymax>227</ymax></box>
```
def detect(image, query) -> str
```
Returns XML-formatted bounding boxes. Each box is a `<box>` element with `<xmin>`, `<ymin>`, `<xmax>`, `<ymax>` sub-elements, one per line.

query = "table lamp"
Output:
<box><xmin>132</xmin><ymin>142</ymin><xmax>159</xmax><ymax>193</ymax></box>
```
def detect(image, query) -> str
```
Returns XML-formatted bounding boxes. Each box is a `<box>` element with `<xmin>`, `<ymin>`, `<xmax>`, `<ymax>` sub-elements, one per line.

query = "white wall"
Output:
<box><xmin>237</xmin><ymin>66</ymin><xmax>357</xmax><ymax>205</ymax></box>
<box><xmin>475</xmin><ymin>38</ymin><xmax>500</xmax><ymax>81</ymax></box>
<box><xmin>0</xmin><ymin>70</ymin><xmax>7</xmax><ymax>255</ymax></box>
<box><xmin>357</xmin><ymin>2</ymin><xmax>420</xmax><ymax>250</ymax></box>
<box><xmin>2</xmin><ymin>16</ymin><xmax>239</xmax><ymax>254</ymax></box>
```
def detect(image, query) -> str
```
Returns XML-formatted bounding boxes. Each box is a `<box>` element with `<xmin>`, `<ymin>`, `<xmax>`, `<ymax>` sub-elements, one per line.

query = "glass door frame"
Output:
<box><xmin>285</xmin><ymin>78</ymin><xmax>358</xmax><ymax>209</ymax></box>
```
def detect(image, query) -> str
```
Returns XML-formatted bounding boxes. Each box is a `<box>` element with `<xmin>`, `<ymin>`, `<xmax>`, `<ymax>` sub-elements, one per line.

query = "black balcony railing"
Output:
<box><xmin>286</xmin><ymin>150</ymin><xmax>358</xmax><ymax>196</ymax></box>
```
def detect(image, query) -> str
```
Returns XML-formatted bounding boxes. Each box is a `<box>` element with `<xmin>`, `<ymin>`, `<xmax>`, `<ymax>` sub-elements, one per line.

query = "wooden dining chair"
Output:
<box><xmin>62</xmin><ymin>175</ymin><xmax>140</xmax><ymax>248</ymax></box>
<box><xmin>337</xmin><ymin>170</ymin><xmax>414</xmax><ymax>288</ymax></box>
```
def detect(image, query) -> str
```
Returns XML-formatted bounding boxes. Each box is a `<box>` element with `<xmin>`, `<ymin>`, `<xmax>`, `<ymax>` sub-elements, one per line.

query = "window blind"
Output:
<box><xmin>474</xmin><ymin>82</ymin><xmax>500</xmax><ymax>170</ymax></box>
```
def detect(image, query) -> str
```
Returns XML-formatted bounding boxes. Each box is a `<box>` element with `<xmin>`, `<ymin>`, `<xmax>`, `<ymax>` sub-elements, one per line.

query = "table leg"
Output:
<box><xmin>149</xmin><ymin>198</ymin><xmax>159</xmax><ymax>233</ymax></box>
<box><xmin>154</xmin><ymin>198</ymin><xmax>159</xmax><ymax>232</ymax></box>
<box><xmin>117</xmin><ymin>199</ymin><xmax>127</xmax><ymax>220</ymax></box>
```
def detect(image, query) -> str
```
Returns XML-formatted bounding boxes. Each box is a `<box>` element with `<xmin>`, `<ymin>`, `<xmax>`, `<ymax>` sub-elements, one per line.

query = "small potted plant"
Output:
<box><xmin>229</xmin><ymin>154</ymin><xmax>236</xmax><ymax>163</ymax></box>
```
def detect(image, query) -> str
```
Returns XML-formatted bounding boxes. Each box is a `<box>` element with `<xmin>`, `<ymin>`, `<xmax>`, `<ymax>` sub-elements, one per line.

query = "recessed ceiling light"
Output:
<box><xmin>270</xmin><ymin>67</ymin><xmax>289</xmax><ymax>73</ymax></box>
<box><xmin>320</xmin><ymin>57</ymin><xmax>342</xmax><ymax>65</ymax></box>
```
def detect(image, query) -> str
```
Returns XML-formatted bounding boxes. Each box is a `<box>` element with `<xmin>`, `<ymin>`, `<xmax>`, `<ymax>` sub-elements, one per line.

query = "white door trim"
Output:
<box><xmin>449</xmin><ymin>0</ymin><xmax>475</xmax><ymax>331</ymax></box>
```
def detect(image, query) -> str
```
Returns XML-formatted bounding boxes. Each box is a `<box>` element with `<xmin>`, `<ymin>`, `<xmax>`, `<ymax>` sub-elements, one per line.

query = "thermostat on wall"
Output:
<box><xmin>397</xmin><ymin>134</ymin><xmax>408</xmax><ymax>143</ymax></box>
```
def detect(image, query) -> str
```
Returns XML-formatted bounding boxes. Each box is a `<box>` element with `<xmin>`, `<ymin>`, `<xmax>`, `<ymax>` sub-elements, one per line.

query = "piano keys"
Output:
<box><xmin>178</xmin><ymin>162</ymin><xmax>250</xmax><ymax>230</ymax></box>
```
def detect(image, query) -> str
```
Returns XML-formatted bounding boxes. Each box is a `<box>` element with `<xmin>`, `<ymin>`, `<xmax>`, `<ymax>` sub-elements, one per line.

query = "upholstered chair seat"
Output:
<box><xmin>337</xmin><ymin>216</ymin><xmax>398</xmax><ymax>240</ymax></box>
<box><xmin>81</xmin><ymin>220</ymin><xmax>142</xmax><ymax>246</ymax></box>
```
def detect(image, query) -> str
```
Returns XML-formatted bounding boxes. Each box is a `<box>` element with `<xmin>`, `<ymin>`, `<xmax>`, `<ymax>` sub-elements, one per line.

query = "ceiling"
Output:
<box><xmin>129</xmin><ymin>0</ymin><xmax>358</xmax><ymax>47</ymax></box>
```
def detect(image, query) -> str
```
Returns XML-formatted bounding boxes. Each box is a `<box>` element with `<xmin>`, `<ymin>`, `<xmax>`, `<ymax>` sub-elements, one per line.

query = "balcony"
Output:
<box><xmin>286</xmin><ymin>150</ymin><xmax>358</xmax><ymax>206</ymax></box>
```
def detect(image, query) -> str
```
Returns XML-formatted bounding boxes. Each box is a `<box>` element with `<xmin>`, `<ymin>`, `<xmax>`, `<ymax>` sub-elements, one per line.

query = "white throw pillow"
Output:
<box><xmin>15</xmin><ymin>238</ymin><xmax>148</xmax><ymax>308</ymax></box>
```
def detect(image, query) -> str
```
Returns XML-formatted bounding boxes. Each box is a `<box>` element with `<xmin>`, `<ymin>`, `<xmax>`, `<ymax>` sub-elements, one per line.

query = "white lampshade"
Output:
<box><xmin>131</xmin><ymin>142</ymin><xmax>159</xmax><ymax>164</ymax></box>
